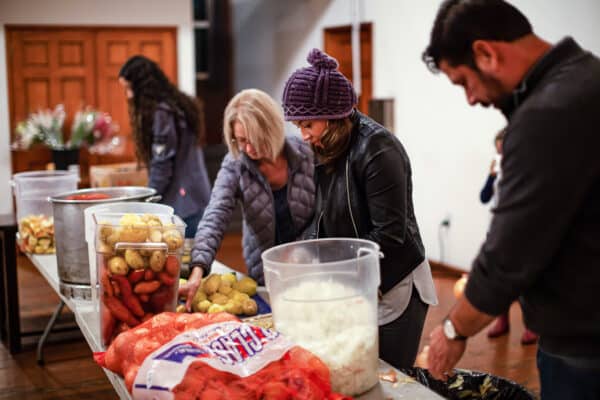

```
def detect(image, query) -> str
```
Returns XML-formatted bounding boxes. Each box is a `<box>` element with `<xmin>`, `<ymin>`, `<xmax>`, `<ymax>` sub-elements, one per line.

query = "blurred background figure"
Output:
<box><xmin>119</xmin><ymin>55</ymin><xmax>211</xmax><ymax>238</ymax></box>
<box><xmin>480</xmin><ymin>128</ymin><xmax>537</xmax><ymax>345</ymax></box>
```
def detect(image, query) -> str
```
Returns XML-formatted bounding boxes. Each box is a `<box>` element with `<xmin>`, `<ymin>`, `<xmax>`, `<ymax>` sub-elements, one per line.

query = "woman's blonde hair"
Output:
<box><xmin>223</xmin><ymin>89</ymin><xmax>285</xmax><ymax>160</ymax></box>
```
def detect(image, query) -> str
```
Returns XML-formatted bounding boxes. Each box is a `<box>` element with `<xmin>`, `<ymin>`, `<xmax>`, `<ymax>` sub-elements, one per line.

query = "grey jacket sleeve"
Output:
<box><xmin>190</xmin><ymin>154</ymin><xmax>241</xmax><ymax>272</ymax></box>
<box><xmin>148</xmin><ymin>108</ymin><xmax>178</xmax><ymax>194</ymax></box>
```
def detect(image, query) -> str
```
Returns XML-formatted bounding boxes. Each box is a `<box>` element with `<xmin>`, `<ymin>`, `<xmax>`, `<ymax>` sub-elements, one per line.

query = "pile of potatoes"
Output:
<box><xmin>98</xmin><ymin>213</ymin><xmax>184</xmax><ymax>252</ymax></box>
<box><xmin>182</xmin><ymin>273</ymin><xmax>259</xmax><ymax>317</ymax></box>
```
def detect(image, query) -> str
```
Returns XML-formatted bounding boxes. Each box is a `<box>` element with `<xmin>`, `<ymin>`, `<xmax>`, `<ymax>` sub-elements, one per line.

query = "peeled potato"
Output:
<box><xmin>149</xmin><ymin>250</ymin><xmax>166</xmax><ymax>272</ymax></box>
<box><xmin>124</xmin><ymin>249</ymin><xmax>145</xmax><ymax>269</ymax></box>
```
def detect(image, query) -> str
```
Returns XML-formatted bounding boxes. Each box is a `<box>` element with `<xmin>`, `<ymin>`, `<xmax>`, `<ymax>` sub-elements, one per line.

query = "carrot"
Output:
<box><xmin>134</xmin><ymin>280</ymin><xmax>161</xmax><ymax>294</ymax></box>
<box><xmin>104</xmin><ymin>296</ymin><xmax>140</xmax><ymax>327</ymax></box>
<box><xmin>113</xmin><ymin>275</ymin><xmax>144</xmax><ymax>317</ymax></box>
<box><xmin>158</xmin><ymin>271</ymin><xmax>176</xmax><ymax>286</ymax></box>
<box><xmin>144</xmin><ymin>269</ymin><xmax>156</xmax><ymax>281</ymax></box>
<box><xmin>165</xmin><ymin>255</ymin><xmax>180</xmax><ymax>277</ymax></box>
<box><xmin>101</xmin><ymin>270</ymin><xmax>113</xmax><ymax>297</ymax></box>
<box><xmin>128</xmin><ymin>269</ymin><xmax>145</xmax><ymax>285</ymax></box>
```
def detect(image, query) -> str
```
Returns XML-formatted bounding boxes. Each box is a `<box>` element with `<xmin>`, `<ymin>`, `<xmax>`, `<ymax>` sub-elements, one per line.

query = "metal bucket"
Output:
<box><xmin>49</xmin><ymin>187</ymin><xmax>159</xmax><ymax>299</ymax></box>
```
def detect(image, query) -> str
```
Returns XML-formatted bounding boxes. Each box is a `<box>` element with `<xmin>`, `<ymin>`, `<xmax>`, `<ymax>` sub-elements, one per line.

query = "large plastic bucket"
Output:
<box><xmin>11</xmin><ymin>170</ymin><xmax>79</xmax><ymax>254</ymax></box>
<box><xmin>262</xmin><ymin>238</ymin><xmax>381</xmax><ymax>397</ymax></box>
<box><xmin>84</xmin><ymin>202</ymin><xmax>174</xmax><ymax>307</ymax></box>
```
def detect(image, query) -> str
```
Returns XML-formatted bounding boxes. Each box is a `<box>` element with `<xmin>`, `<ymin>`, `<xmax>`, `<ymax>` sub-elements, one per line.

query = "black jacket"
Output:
<box><xmin>307</xmin><ymin>111</ymin><xmax>425</xmax><ymax>294</ymax></box>
<box><xmin>465</xmin><ymin>38</ymin><xmax>600</xmax><ymax>358</ymax></box>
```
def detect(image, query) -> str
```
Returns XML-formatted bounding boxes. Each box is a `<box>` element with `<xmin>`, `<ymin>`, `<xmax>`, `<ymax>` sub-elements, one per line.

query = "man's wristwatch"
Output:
<box><xmin>443</xmin><ymin>318</ymin><xmax>467</xmax><ymax>341</ymax></box>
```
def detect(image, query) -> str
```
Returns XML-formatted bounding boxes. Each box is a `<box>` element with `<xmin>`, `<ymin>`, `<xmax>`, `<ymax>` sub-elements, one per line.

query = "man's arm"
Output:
<box><xmin>427</xmin><ymin>295</ymin><xmax>494</xmax><ymax>379</ymax></box>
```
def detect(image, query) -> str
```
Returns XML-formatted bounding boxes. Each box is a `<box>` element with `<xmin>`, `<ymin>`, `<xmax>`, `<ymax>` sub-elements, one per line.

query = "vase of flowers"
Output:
<box><xmin>13</xmin><ymin>104</ymin><xmax>66</xmax><ymax>151</ymax></box>
<box><xmin>69</xmin><ymin>107</ymin><xmax>119</xmax><ymax>155</ymax></box>
<box><xmin>13</xmin><ymin>105</ymin><xmax>119</xmax><ymax>170</ymax></box>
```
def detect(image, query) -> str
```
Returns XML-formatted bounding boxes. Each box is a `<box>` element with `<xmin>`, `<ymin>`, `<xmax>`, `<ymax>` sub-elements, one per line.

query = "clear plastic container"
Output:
<box><xmin>84</xmin><ymin>202</ymin><xmax>174</xmax><ymax>306</ymax></box>
<box><xmin>11</xmin><ymin>170</ymin><xmax>79</xmax><ymax>254</ymax></box>
<box><xmin>262</xmin><ymin>238</ymin><xmax>381</xmax><ymax>397</ymax></box>
<box><xmin>94</xmin><ymin>212</ymin><xmax>185</xmax><ymax>348</ymax></box>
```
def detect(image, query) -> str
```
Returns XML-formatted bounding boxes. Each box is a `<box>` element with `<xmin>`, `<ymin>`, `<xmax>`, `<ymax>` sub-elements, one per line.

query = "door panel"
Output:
<box><xmin>324</xmin><ymin>24</ymin><xmax>372</xmax><ymax>115</ymax></box>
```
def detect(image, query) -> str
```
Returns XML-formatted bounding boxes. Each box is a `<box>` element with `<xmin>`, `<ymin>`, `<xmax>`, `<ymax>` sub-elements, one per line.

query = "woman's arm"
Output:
<box><xmin>182</xmin><ymin>153</ymin><xmax>241</xmax><ymax>309</ymax></box>
<box><xmin>480</xmin><ymin>174</ymin><xmax>497</xmax><ymax>204</ymax></box>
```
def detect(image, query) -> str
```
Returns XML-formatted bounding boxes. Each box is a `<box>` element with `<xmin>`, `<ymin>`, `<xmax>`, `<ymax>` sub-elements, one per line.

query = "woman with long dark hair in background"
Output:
<box><xmin>119</xmin><ymin>55</ymin><xmax>211</xmax><ymax>237</ymax></box>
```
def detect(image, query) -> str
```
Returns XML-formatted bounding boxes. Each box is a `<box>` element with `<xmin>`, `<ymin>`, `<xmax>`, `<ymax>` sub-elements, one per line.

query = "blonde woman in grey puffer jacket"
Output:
<box><xmin>179</xmin><ymin>89</ymin><xmax>315</xmax><ymax>310</ymax></box>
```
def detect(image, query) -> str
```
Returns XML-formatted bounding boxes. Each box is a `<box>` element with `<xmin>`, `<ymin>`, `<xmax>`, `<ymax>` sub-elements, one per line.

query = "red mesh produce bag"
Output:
<box><xmin>94</xmin><ymin>312</ymin><xmax>351</xmax><ymax>400</ymax></box>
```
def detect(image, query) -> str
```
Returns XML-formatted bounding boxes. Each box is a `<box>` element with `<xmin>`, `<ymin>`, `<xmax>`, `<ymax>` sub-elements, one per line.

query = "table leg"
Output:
<box><xmin>0</xmin><ymin>226</ymin><xmax>20</xmax><ymax>354</ymax></box>
<box><xmin>37</xmin><ymin>300</ymin><xmax>65</xmax><ymax>365</ymax></box>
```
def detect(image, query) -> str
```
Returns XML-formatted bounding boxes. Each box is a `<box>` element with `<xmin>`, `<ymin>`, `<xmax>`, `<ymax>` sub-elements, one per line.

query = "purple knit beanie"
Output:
<box><xmin>282</xmin><ymin>48</ymin><xmax>357</xmax><ymax>121</ymax></box>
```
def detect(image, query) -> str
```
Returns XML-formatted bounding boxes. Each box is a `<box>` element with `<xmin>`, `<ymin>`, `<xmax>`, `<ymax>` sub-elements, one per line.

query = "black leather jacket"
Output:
<box><xmin>307</xmin><ymin>111</ymin><xmax>425</xmax><ymax>293</ymax></box>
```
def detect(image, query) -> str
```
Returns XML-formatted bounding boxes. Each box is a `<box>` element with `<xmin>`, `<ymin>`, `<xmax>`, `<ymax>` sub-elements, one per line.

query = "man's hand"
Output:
<box><xmin>178</xmin><ymin>266</ymin><xmax>204</xmax><ymax>311</ymax></box>
<box><xmin>427</xmin><ymin>325</ymin><xmax>467</xmax><ymax>380</ymax></box>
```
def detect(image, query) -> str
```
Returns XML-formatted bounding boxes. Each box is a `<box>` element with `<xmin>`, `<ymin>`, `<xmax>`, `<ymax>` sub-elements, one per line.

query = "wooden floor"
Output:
<box><xmin>0</xmin><ymin>234</ymin><xmax>539</xmax><ymax>399</ymax></box>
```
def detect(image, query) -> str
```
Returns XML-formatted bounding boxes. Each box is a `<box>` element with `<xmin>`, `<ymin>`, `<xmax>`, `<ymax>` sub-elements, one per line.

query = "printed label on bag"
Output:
<box><xmin>132</xmin><ymin>321</ymin><xmax>293</xmax><ymax>400</ymax></box>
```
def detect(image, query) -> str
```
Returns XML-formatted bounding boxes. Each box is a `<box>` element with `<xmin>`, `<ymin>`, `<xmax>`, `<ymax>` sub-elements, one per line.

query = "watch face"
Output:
<box><xmin>443</xmin><ymin>319</ymin><xmax>456</xmax><ymax>339</ymax></box>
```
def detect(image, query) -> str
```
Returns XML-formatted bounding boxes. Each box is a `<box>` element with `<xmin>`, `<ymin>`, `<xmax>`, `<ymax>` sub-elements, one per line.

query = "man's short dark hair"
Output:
<box><xmin>422</xmin><ymin>0</ymin><xmax>532</xmax><ymax>73</ymax></box>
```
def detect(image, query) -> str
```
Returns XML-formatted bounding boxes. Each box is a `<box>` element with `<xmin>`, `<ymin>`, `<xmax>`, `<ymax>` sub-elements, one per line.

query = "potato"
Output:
<box><xmin>176</xmin><ymin>304</ymin><xmax>187</xmax><ymax>313</ymax></box>
<box><xmin>149</xmin><ymin>229</ymin><xmax>162</xmax><ymax>243</ymax></box>
<box><xmin>202</xmin><ymin>274</ymin><xmax>221</xmax><ymax>295</ymax></box>
<box><xmin>207</xmin><ymin>303</ymin><xmax>225</xmax><ymax>314</ymax></box>
<box><xmin>192</xmin><ymin>289</ymin><xmax>207</xmax><ymax>303</ymax></box>
<box><xmin>119</xmin><ymin>214</ymin><xmax>148</xmax><ymax>242</ymax></box>
<box><xmin>209</xmin><ymin>293</ymin><xmax>229</xmax><ymax>306</ymax></box>
<box><xmin>141</xmin><ymin>214</ymin><xmax>162</xmax><ymax>227</ymax></box>
<box><xmin>149</xmin><ymin>250</ymin><xmax>166</xmax><ymax>272</ymax></box>
<box><xmin>99</xmin><ymin>222</ymin><xmax>114</xmax><ymax>242</ymax></box>
<box><xmin>224</xmin><ymin>300</ymin><xmax>243</xmax><ymax>315</ymax></box>
<box><xmin>97</xmin><ymin>242</ymin><xmax>113</xmax><ymax>254</ymax></box>
<box><xmin>221</xmin><ymin>272</ymin><xmax>237</xmax><ymax>285</ymax></box>
<box><xmin>242</xmin><ymin>299</ymin><xmax>258</xmax><ymax>316</ymax></box>
<box><xmin>124</xmin><ymin>249</ymin><xmax>145</xmax><ymax>269</ymax></box>
<box><xmin>218</xmin><ymin>280</ymin><xmax>233</xmax><ymax>296</ymax></box>
<box><xmin>108</xmin><ymin>256</ymin><xmax>129</xmax><ymax>275</ymax></box>
<box><xmin>105</xmin><ymin>229</ymin><xmax>121</xmax><ymax>246</ymax></box>
<box><xmin>120</xmin><ymin>226</ymin><xmax>148</xmax><ymax>243</ymax></box>
<box><xmin>163</xmin><ymin>229</ymin><xmax>183</xmax><ymax>251</ymax></box>
<box><xmin>233</xmin><ymin>276</ymin><xmax>257</xmax><ymax>296</ymax></box>
<box><xmin>230</xmin><ymin>291</ymin><xmax>250</xmax><ymax>303</ymax></box>
<box><xmin>193</xmin><ymin>299</ymin><xmax>212</xmax><ymax>313</ymax></box>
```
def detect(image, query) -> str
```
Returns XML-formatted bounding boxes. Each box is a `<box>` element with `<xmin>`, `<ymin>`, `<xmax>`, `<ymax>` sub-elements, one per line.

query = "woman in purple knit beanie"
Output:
<box><xmin>282</xmin><ymin>48</ymin><xmax>438</xmax><ymax>370</ymax></box>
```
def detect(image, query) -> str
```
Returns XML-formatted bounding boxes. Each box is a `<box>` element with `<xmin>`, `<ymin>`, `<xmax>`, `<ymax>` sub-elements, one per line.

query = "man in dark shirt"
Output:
<box><xmin>422</xmin><ymin>1</ymin><xmax>600</xmax><ymax>398</ymax></box>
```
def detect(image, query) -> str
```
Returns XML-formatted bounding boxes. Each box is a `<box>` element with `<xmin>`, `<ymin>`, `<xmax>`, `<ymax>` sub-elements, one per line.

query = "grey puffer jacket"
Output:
<box><xmin>149</xmin><ymin>103</ymin><xmax>211</xmax><ymax>219</ymax></box>
<box><xmin>190</xmin><ymin>135</ymin><xmax>315</xmax><ymax>284</ymax></box>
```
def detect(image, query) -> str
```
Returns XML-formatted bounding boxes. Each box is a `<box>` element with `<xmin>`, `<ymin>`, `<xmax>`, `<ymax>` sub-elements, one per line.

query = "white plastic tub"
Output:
<box><xmin>84</xmin><ymin>202</ymin><xmax>174</xmax><ymax>307</ymax></box>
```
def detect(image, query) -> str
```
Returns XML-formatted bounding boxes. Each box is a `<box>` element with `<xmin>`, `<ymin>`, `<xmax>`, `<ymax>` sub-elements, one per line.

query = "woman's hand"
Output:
<box><xmin>489</xmin><ymin>158</ymin><xmax>497</xmax><ymax>175</ymax></box>
<box><xmin>178</xmin><ymin>266</ymin><xmax>204</xmax><ymax>311</ymax></box>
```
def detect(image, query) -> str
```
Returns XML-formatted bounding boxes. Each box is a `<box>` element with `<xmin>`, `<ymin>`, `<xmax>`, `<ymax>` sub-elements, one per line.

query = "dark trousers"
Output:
<box><xmin>378</xmin><ymin>287</ymin><xmax>428</xmax><ymax>369</ymax></box>
<box><xmin>183</xmin><ymin>210</ymin><xmax>204</xmax><ymax>238</ymax></box>
<box><xmin>537</xmin><ymin>348</ymin><xmax>600</xmax><ymax>400</ymax></box>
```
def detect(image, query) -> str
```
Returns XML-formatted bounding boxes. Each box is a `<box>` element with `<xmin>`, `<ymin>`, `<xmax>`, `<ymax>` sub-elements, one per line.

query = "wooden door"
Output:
<box><xmin>7</xmin><ymin>28</ymin><xmax>96</xmax><ymax>144</ymax></box>
<box><xmin>95</xmin><ymin>28</ymin><xmax>177</xmax><ymax>139</ymax></box>
<box><xmin>324</xmin><ymin>24</ymin><xmax>372</xmax><ymax>115</ymax></box>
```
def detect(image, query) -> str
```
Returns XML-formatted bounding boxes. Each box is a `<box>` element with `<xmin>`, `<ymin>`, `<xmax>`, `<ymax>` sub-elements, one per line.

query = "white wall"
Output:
<box><xmin>0</xmin><ymin>0</ymin><xmax>195</xmax><ymax>215</ymax></box>
<box><xmin>233</xmin><ymin>0</ymin><xmax>600</xmax><ymax>270</ymax></box>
